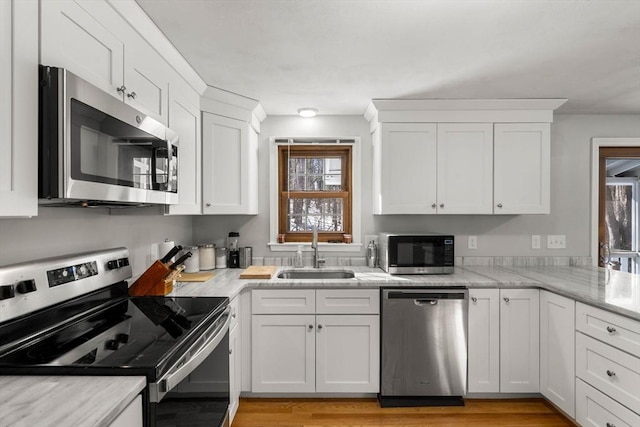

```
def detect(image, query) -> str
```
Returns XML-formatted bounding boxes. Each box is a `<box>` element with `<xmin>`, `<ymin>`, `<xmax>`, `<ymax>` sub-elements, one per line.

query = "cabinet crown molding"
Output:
<box><xmin>201</xmin><ymin>86</ymin><xmax>266</xmax><ymax>131</ymax></box>
<box><xmin>364</xmin><ymin>98</ymin><xmax>568</xmax><ymax>132</ymax></box>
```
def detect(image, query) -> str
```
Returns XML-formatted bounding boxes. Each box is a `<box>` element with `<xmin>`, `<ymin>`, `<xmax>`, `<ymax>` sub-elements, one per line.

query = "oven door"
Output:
<box><xmin>148</xmin><ymin>308</ymin><xmax>230</xmax><ymax>427</ymax></box>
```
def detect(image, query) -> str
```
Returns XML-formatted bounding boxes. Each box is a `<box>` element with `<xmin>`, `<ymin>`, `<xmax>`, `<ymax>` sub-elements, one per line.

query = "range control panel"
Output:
<box><xmin>47</xmin><ymin>261</ymin><xmax>99</xmax><ymax>287</ymax></box>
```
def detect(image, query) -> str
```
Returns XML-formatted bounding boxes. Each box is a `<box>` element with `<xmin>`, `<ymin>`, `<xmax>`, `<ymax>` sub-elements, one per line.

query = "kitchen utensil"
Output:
<box><xmin>160</xmin><ymin>245</ymin><xmax>183</xmax><ymax>264</ymax></box>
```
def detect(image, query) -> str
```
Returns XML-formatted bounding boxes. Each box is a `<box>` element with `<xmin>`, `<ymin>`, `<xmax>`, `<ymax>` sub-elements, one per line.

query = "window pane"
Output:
<box><xmin>606</xmin><ymin>184</ymin><xmax>633</xmax><ymax>250</ymax></box>
<box><xmin>287</xmin><ymin>155</ymin><xmax>343</xmax><ymax>191</ymax></box>
<box><xmin>287</xmin><ymin>197</ymin><xmax>343</xmax><ymax>232</ymax></box>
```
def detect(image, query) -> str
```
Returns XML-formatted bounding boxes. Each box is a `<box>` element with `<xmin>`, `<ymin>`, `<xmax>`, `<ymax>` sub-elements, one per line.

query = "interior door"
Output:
<box><xmin>598</xmin><ymin>147</ymin><xmax>640</xmax><ymax>273</ymax></box>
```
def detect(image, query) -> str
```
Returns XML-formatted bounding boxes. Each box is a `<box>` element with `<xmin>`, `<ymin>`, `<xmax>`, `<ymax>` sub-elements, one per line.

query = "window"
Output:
<box><xmin>278</xmin><ymin>144</ymin><xmax>352</xmax><ymax>243</ymax></box>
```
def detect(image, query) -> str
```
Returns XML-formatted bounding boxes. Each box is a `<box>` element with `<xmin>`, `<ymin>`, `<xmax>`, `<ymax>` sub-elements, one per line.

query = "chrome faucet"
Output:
<box><xmin>311</xmin><ymin>225</ymin><xmax>325</xmax><ymax>268</ymax></box>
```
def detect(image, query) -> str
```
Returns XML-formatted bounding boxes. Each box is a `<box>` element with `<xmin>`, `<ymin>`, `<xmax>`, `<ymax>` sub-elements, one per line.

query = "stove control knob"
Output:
<box><xmin>16</xmin><ymin>279</ymin><xmax>37</xmax><ymax>294</ymax></box>
<box><xmin>0</xmin><ymin>285</ymin><xmax>15</xmax><ymax>300</ymax></box>
<box><xmin>105</xmin><ymin>339</ymin><xmax>120</xmax><ymax>351</ymax></box>
<box><xmin>107</xmin><ymin>260</ymin><xmax>119</xmax><ymax>270</ymax></box>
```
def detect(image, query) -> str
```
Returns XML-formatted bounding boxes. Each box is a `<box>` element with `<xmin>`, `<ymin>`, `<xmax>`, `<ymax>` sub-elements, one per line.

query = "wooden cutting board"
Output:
<box><xmin>239</xmin><ymin>265</ymin><xmax>277</xmax><ymax>279</ymax></box>
<box><xmin>178</xmin><ymin>271</ymin><xmax>216</xmax><ymax>282</ymax></box>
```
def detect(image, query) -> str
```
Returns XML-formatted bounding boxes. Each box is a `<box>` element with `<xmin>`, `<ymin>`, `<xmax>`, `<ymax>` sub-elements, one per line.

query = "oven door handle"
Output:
<box><xmin>149</xmin><ymin>307</ymin><xmax>230</xmax><ymax>403</ymax></box>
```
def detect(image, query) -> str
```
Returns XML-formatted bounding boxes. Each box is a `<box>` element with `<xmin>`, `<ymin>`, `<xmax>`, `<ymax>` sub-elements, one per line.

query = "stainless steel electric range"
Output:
<box><xmin>0</xmin><ymin>248</ymin><xmax>230</xmax><ymax>427</ymax></box>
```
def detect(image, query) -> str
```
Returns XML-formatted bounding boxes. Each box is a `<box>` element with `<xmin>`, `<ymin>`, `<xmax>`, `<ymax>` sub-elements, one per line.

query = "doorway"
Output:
<box><xmin>596</xmin><ymin>144</ymin><xmax>640</xmax><ymax>273</ymax></box>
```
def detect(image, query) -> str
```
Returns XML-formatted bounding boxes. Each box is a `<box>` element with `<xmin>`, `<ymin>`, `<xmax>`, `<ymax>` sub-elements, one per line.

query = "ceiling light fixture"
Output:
<box><xmin>297</xmin><ymin>108</ymin><xmax>318</xmax><ymax>118</ymax></box>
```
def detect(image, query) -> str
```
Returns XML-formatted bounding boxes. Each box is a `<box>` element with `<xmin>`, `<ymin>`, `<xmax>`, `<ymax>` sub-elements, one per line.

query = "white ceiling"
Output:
<box><xmin>136</xmin><ymin>0</ymin><xmax>640</xmax><ymax>116</ymax></box>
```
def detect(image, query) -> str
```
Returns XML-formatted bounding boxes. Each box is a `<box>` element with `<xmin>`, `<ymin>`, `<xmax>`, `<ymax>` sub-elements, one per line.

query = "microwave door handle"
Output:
<box><xmin>150</xmin><ymin>145</ymin><xmax>159</xmax><ymax>190</ymax></box>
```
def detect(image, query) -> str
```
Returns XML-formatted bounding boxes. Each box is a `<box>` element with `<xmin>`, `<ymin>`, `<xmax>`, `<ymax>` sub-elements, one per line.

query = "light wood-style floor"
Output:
<box><xmin>232</xmin><ymin>398</ymin><xmax>575</xmax><ymax>427</ymax></box>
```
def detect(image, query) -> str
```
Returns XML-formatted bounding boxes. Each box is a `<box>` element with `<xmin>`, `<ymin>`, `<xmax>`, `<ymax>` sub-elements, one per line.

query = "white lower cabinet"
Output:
<box><xmin>540</xmin><ymin>291</ymin><xmax>575</xmax><ymax>417</ymax></box>
<box><xmin>576</xmin><ymin>378</ymin><xmax>640</xmax><ymax>427</ymax></box>
<box><xmin>251</xmin><ymin>289</ymin><xmax>379</xmax><ymax>393</ymax></box>
<box><xmin>467</xmin><ymin>288</ymin><xmax>539</xmax><ymax>394</ymax></box>
<box><xmin>229</xmin><ymin>317</ymin><xmax>241</xmax><ymax>421</ymax></box>
<box><xmin>109</xmin><ymin>394</ymin><xmax>143</xmax><ymax>427</ymax></box>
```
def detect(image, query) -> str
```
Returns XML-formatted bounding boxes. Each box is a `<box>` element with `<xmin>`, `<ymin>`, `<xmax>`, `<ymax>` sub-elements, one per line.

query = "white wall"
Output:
<box><xmin>194</xmin><ymin>113</ymin><xmax>640</xmax><ymax>259</ymax></box>
<box><xmin>0</xmin><ymin>207</ymin><xmax>193</xmax><ymax>277</ymax></box>
<box><xmin>2</xmin><ymin>114</ymin><xmax>638</xmax><ymax>269</ymax></box>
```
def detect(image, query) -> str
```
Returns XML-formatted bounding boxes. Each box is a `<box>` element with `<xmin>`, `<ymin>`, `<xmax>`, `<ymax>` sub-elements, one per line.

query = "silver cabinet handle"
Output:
<box><xmin>116</xmin><ymin>85</ymin><xmax>126</xmax><ymax>95</ymax></box>
<box><xmin>503</xmin><ymin>297</ymin><xmax>510</xmax><ymax>303</ymax></box>
<box><xmin>431</xmin><ymin>203</ymin><xmax>437</xmax><ymax>209</ymax></box>
<box><xmin>308</xmin><ymin>324</ymin><xmax>313</xmax><ymax>330</ymax></box>
<box><xmin>229</xmin><ymin>348</ymin><xmax>232</xmax><ymax>355</ymax></box>
<box><xmin>606</xmin><ymin>326</ymin><xmax>616</xmax><ymax>334</ymax></box>
<box><xmin>606</xmin><ymin>422</ymin><xmax>616</xmax><ymax>427</ymax></box>
<box><xmin>317</xmin><ymin>324</ymin><xmax>323</xmax><ymax>330</ymax></box>
<box><xmin>497</xmin><ymin>203</ymin><xmax>503</xmax><ymax>208</ymax></box>
<box><xmin>471</xmin><ymin>297</ymin><xmax>478</xmax><ymax>303</ymax></box>
<box><xmin>606</xmin><ymin>370</ymin><xmax>616</xmax><ymax>377</ymax></box>
<box><xmin>439</xmin><ymin>203</ymin><xmax>444</xmax><ymax>208</ymax></box>
<box><xmin>127</xmin><ymin>91</ymin><xmax>137</xmax><ymax>100</ymax></box>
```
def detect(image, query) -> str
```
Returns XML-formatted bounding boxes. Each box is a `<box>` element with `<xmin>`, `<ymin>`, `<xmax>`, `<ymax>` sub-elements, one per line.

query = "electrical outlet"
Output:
<box><xmin>365</xmin><ymin>235</ymin><xmax>379</xmax><ymax>246</ymax></box>
<box><xmin>468</xmin><ymin>235</ymin><xmax>478</xmax><ymax>250</ymax></box>
<box><xmin>547</xmin><ymin>235</ymin><xmax>566</xmax><ymax>249</ymax></box>
<box><xmin>531</xmin><ymin>235</ymin><xmax>541</xmax><ymax>249</ymax></box>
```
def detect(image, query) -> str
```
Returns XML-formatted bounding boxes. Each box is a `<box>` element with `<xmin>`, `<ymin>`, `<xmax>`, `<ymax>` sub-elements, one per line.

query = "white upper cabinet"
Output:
<box><xmin>376</xmin><ymin>123</ymin><xmax>437</xmax><ymax>214</ymax></box>
<box><xmin>41</xmin><ymin>0</ymin><xmax>170</xmax><ymax>124</ymax></box>
<box><xmin>0</xmin><ymin>0</ymin><xmax>38</xmax><ymax>217</ymax></box>
<box><xmin>437</xmin><ymin>123</ymin><xmax>493</xmax><ymax>214</ymax></box>
<box><xmin>165</xmin><ymin>75</ymin><xmax>202</xmax><ymax>215</ymax></box>
<box><xmin>202</xmin><ymin>113</ymin><xmax>258</xmax><ymax>215</ymax></box>
<box><xmin>494</xmin><ymin>123</ymin><xmax>550</xmax><ymax>214</ymax></box>
<box><xmin>366</xmin><ymin>98</ymin><xmax>565</xmax><ymax>216</ymax></box>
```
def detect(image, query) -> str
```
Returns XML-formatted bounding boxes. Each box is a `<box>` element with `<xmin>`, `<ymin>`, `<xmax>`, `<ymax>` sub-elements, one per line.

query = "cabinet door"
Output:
<box><xmin>123</xmin><ymin>36</ymin><xmax>170</xmax><ymax>125</ymax></box>
<box><xmin>467</xmin><ymin>289</ymin><xmax>500</xmax><ymax>393</ymax></box>
<box><xmin>315</xmin><ymin>315</ymin><xmax>380</xmax><ymax>393</ymax></box>
<box><xmin>494</xmin><ymin>123</ymin><xmax>550</xmax><ymax>214</ymax></box>
<box><xmin>540</xmin><ymin>291</ymin><xmax>575</xmax><ymax>417</ymax></box>
<box><xmin>0</xmin><ymin>0</ymin><xmax>38</xmax><ymax>216</ymax></box>
<box><xmin>229</xmin><ymin>322</ymin><xmax>241</xmax><ymax>423</ymax></box>
<box><xmin>108</xmin><ymin>394</ymin><xmax>143</xmax><ymax>427</ymax></box>
<box><xmin>165</xmin><ymin>75</ymin><xmax>202</xmax><ymax>215</ymax></box>
<box><xmin>40</xmin><ymin>0</ymin><xmax>124</xmax><ymax>99</ymax></box>
<box><xmin>437</xmin><ymin>123</ymin><xmax>493</xmax><ymax>214</ymax></box>
<box><xmin>500</xmin><ymin>289</ymin><xmax>540</xmax><ymax>393</ymax></box>
<box><xmin>202</xmin><ymin>113</ymin><xmax>257</xmax><ymax>214</ymax></box>
<box><xmin>251</xmin><ymin>315</ymin><xmax>315</xmax><ymax>392</ymax></box>
<box><xmin>379</xmin><ymin>123</ymin><xmax>437</xmax><ymax>214</ymax></box>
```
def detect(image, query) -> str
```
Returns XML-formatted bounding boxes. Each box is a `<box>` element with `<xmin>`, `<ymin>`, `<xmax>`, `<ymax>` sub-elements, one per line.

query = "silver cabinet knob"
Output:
<box><xmin>229</xmin><ymin>348</ymin><xmax>233</xmax><ymax>355</ymax></box>
<box><xmin>606</xmin><ymin>422</ymin><xmax>616</xmax><ymax>427</ymax></box>
<box><xmin>127</xmin><ymin>91</ymin><xmax>137</xmax><ymax>100</ymax></box>
<box><xmin>471</xmin><ymin>297</ymin><xmax>478</xmax><ymax>303</ymax></box>
<box><xmin>232</xmin><ymin>313</ymin><xmax>237</xmax><ymax>319</ymax></box>
<box><xmin>206</xmin><ymin>202</ymin><xmax>211</xmax><ymax>207</ymax></box>
<box><xmin>606</xmin><ymin>326</ymin><xmax>616</xmax><ymax>334</ymax></box>
<box><xmin>497</xmin><ymin>203</ymin><xmax>503</xmax><ymax>208</ymax></box>
<box><xmin>308</xmin><ymin>324</ymin><xmax>313</xmax><ymax>330</ymax></box>
<box><xmin>440</xmin><ymin>203</ymin><xmax>445</xmax><ymax>208</ymax></box>
<box><xmin>503</xmin><ymin>297</ymin><xmax>510</xmax><ymax>303</ymax></box>
<box><xmin>431</xmin><ymin>203</ymin><xmax>437</xmax><ymax>209</ymax></box>
<box><xmin>606</xmin><ymin>370</ymin><xmax>616</xmax><ymax>377</ymax></box>
<box><xmin>317</xmin><ymin>324</ymin><xmax>323</xmax><ymax>330</ymax></box>
<box><xmin>116</xmin><ymin>85</ymin><xmax>126</xmax><ymax>95</ymax></box>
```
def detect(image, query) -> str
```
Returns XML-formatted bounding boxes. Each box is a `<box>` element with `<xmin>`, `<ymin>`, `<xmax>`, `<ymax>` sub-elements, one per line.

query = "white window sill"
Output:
<box><xmin>268</xmin><ymin>242</ymin><xmax>363</xmax><ymax>252</ymax></box>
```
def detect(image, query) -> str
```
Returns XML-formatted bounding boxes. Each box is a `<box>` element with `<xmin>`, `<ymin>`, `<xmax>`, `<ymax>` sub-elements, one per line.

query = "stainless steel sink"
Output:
<box><xmin>276</xmin><ymin>269</ymin><xmax>356</xmax><ymax>279</ymax></box>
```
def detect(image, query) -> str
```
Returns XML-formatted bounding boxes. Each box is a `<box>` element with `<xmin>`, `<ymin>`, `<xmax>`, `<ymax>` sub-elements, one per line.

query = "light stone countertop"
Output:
<box><xmin>0</xmin><ymin>375</ymin><xmax>146</xmax><ymax>427</ymax></box>
<box><xmin>171</xmin><ymin>264</ymin><xmax>640</xmax><ymax>320</ymax></box>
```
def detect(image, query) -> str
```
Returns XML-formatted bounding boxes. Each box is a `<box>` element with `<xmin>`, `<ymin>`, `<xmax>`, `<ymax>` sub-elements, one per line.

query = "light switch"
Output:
<box><xmin>468</xmin><ymin>235</ymin><xmax>478</xmax><ymax>250</ymax></box>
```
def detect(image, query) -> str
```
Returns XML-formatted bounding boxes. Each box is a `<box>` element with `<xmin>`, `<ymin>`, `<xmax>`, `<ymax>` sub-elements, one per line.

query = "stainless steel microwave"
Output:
<box><xmin>38</xmin><ymin>65</ymin><xmax>179</xmax><ymax>207</ymax></box>
<box><xmin>378</xmin><ymin>233</ymin><xmax>455</xmax><ymax>274</ymax></box>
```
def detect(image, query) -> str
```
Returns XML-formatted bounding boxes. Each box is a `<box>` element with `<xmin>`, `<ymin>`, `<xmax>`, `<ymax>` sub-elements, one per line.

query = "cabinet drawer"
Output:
<box><xmin>229</xmin><ymin>295</ymin><xmax>240</xmax><ymax>331</ymax></box>
<box><xmin>576</xmin><ymin>332</ymin><xmax>640</xmax><ymax>412</ymax></box>
<box><xmin>252</xmin><ymin>289</ymin><xmax>315</xmax><ymax>314</ymax></box>
<box><xmin>316</xmin><ymin>289</ymin><xmax>379</xmax><ymax>314</ymax></box>
<box><xmin>576</xmin><ymin>379</ymin><xmax>640</xmax><ymax>426</ymax></box>
<box><xmin>576</xmin><ymin>302</ymin><xmax>640</xmax><ymax>356</ymax></box>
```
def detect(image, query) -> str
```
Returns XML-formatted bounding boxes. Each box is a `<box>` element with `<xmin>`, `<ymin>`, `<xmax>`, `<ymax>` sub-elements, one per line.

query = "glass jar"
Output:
<box><xmin>198</xmin><ymin>244</ymin><xmax>215</xmax><ymax>270</ymax></box>
<box><xmin>216</xmin><ymin>247</ymin><xmax>227</xmax><ymax>269</ymax></box>
<box><xmin>183</xmin><ymin>246</ymin><xmax>200</xmax><ymax>273</ymax></box>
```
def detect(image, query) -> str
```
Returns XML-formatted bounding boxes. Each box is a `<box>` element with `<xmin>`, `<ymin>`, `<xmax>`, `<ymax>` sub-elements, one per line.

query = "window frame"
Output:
<box><xmin>269</xmin><ymin>137</ymin><xmax>362</xmax><ymax>252</ymax></box>
<box><xmin>278</xmin><ymin>145</ymin><xmax>352</xmax><ymax>242</ymax></box>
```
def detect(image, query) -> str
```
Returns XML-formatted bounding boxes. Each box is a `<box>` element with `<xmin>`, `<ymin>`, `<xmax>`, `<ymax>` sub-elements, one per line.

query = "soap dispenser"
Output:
<box><xmin>294</xmin><ymin>246</ymin><xmax>304</xmax><ymax>268</ymax></box>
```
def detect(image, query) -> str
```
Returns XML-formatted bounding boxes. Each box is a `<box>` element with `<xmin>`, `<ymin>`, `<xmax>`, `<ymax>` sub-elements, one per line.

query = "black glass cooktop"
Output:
<box><xmin>0</xmin><ymin>285</ymin><xmax>227</xmax><ymax>381</ymax></box>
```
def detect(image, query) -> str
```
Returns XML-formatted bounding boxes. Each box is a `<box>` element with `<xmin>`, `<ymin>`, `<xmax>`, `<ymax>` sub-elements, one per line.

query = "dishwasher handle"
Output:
<box><xmin>385</xmin><ymin>290</ymin><xmax>467</xmax><ymax>300</ymax></box>
<box><xmin>414</xmin><ymin>299</ymin><xmax>439</xmax><ymax>306</ymax></box>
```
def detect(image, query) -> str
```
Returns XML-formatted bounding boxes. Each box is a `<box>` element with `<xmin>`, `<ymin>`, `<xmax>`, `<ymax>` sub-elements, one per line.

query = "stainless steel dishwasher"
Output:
<box><xmin>379</xmin><ymin>288</ymin><xmax>468</xmax><ymax>407</ymax></box>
